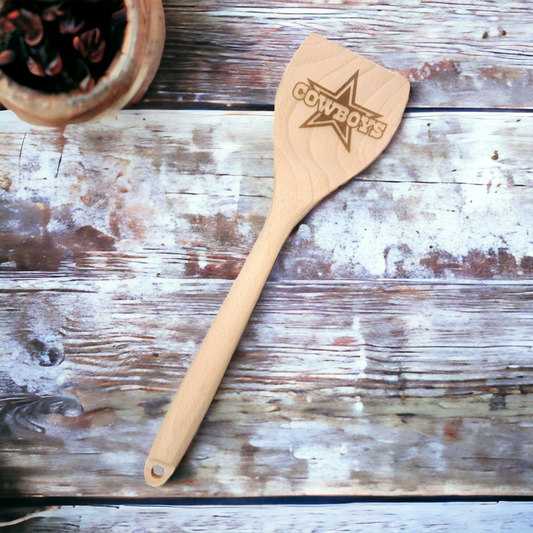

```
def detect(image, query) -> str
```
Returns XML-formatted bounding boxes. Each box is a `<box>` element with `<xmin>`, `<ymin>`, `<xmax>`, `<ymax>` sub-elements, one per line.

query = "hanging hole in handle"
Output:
<box><xmin>151</xmin><ymin>464</ymin><xmax>165</xmax><ymax>478</ymax></box>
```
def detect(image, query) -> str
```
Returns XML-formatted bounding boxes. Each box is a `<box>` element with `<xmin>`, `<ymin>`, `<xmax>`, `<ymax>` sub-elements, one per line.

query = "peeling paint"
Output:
<box><xmin>397</xmin><ymin>60</ymin><xmax>459</xmax><ymax>83</ymax></box>
<box><xmin>2</xmin><ymin>111</ymin><xmax>532</xmax><ymax>280</ymax></box>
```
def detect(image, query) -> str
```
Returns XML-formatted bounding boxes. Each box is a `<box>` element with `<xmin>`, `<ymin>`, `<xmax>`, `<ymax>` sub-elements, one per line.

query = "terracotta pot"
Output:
<box><xmin>0</xmin><ymin>0</ymin><xmax>165</xmax><ymax>127</ymax></box>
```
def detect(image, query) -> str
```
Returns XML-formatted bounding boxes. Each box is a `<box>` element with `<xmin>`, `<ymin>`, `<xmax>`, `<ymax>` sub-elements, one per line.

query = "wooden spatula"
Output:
<box><xmin>145</xmin><ymin>33</ymin><xmax>410</xmax><ymax>487</ymax></box>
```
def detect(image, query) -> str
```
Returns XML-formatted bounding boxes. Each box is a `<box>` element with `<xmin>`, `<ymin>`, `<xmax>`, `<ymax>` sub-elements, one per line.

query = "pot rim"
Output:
<box><xmin>0</xmin><ymin>0</ymin><xmax>142</xmax><ymax>125</ymax></box>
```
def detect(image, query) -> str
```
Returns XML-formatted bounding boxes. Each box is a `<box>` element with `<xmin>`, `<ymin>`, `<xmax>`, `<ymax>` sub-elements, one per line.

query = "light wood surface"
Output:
<box><xmin>2</xmin><ymin>1</ymin><xmax>533</xmax><ymax>526</ymax></box>
<box><xmin>3</xmin><ymin>503</ymin><xmax>533</xmax><ymax>532</ymax></box>
<box><xmin>1</xmin><ymin>110</ymin><xmax>531</xmax><ymax>282</ymax></box>
<box><xmin>6</xmin><ymin>1</ymin><xmax>530</xmax><ymax>112</ymax></box>
<box><xmin>138</xmin><ymin>0</ymin><xmax>533</xmax><ymax>109</ymax></box>
<box><xmin>144</xmin><ymin>199</ymin><xmax>296</xmax><ymax>487</ymax></box>
<box><xmin>2</xmin><ymin>278</ymin><xmax>533</xmax><ymax>496</ymax></box>
<box><xmin>1</xmin><ymin>110</ymin><xmax>533</xmax><ymax>497</ymax></box>
<box><xmin>145</xmin><ymin>34</ymin><xmax>409</xmax><ymax>486</ymax></box>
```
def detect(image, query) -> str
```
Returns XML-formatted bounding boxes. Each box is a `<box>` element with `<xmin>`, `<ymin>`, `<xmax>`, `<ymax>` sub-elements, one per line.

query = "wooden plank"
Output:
<box><xmin>2</xmin><ymin>109</ymin><xmax>533</xmax><ymax>497</ymax></box>
<box><xmin>1</xmin><ymin>279</ymin><xmax>533</xmax><ymax>497</ymax></box>
<box><xmin>3</xmin><ymin>503</ymin><xmax>533</xmax><ymax>532</ymax></box>
<box><xmin>1</xmin><ymin>1</ymin><xmax>532</xmax><ymax>112</ymax></box>
<box><xmin>1</xmin><ymin>109</ymin><xmax>532</xmax><ymax>281</ymax></box>
<box><xmin>135</xmin><ymin>0</ymin><xmax>533</xmax><ymax>109</ymax></box>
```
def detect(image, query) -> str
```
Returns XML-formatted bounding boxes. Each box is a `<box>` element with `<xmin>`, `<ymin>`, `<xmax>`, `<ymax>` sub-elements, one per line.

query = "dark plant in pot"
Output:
<box><xmin>0</xmin><ymin>0</ymin><xmax>165</xmax><ymax>127</ymax></box>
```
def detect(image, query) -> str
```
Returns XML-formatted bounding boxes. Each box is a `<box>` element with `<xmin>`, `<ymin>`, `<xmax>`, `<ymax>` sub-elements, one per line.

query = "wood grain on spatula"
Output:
<box><xmin>144</xmin><ymin>33</ymin><xmax>410</xmax><ymax>487</ymax></box>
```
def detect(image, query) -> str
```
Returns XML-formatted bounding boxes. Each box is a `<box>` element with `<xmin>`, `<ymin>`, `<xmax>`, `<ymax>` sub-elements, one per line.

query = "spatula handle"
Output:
<box><xmin>145</xmin><ymin>200</ymin><xmax>296</xmax><ymax>487</ymax></box>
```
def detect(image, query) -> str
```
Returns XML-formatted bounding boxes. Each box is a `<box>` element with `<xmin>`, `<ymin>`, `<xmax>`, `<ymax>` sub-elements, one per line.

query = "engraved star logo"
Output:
<box><xmin>300</xmin><ymin>71</ymin><xmax>383</xmax><ymax>151</ymax></box>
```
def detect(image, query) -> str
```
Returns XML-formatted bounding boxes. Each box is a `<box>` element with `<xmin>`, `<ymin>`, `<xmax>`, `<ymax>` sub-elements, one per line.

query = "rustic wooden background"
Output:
<box><xmin>1</xmin><ymin>0</ymin><xmax>533</xmax><ymax>530</ymax></box>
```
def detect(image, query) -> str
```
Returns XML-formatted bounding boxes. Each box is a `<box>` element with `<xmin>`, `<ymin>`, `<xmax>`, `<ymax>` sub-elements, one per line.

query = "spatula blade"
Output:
<box><xmin>274</xmin><ymin>33</ymin><xmax>410</xmax><ymax>213</ymax></box>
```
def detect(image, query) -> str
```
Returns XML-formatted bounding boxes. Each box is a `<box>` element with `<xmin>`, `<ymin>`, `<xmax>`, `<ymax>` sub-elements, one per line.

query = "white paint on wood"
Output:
<box><xmin>1</xmin><ymin>109</ymin><xmax>533</xmax><ymax>496</ymax></box>
<box><xmin>1</xmin><ymin>110</ymin><xmax>532</xmax><ymax>281</ymax></box>
<box><xmin>1</xmin><ymin>279</ymin><xmax>533</xmax><ymax>496</ymax></box>
<box><xmin>149</xmin><ymin>1</ymin><xmax>533</xmax><ymax>108</ymax></box>
<box><xmin>4</xmin><ymin>502</ymin><xmax>533</xmax><ymax>532</ymax></box>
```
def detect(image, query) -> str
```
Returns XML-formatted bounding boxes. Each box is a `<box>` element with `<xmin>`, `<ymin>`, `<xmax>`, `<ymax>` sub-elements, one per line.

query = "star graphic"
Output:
<box><xmin>300</xmin><ymin>71</ymin><xmax>382</xmax><ymax>151</ymax></box>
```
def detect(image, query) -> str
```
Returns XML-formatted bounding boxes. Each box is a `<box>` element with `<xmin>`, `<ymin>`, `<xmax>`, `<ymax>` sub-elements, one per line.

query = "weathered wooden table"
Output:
<box><xmin>1</xmin><ymin>1</ymin><xmax>533</xmax><ymax>530</ymax></box>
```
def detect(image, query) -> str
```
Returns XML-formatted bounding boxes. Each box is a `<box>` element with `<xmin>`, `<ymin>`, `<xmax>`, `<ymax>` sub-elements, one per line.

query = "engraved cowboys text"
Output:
<box><xmin>292</xmin><ymin>71</ymin><xmax>387</xmax><ymax>152</ymax></box>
